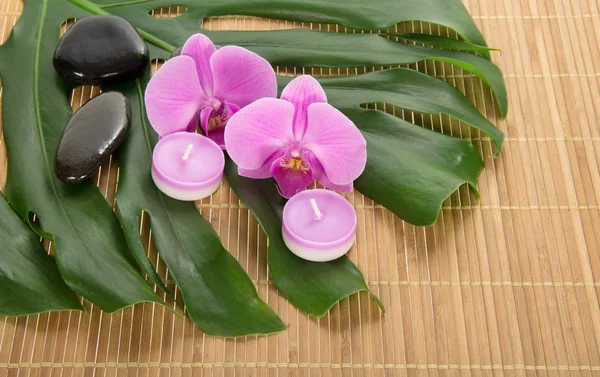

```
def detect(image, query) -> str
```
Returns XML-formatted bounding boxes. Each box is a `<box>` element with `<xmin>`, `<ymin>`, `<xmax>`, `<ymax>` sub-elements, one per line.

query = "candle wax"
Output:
<box><xmin>152</xmin><ymin>132</ymin><xmax>224</xmax><ymax>201</ymax></box>
<box><xmin>282</xmin><ymin>189</ymin><xmax>357</xmax><ymax>262</ymax></box>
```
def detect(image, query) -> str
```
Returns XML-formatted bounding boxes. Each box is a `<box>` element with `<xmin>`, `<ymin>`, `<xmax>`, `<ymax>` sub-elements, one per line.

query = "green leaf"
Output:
<box><xmin>0</xmin><ymin>195</ymin><xmax>82</xmax><ymax>316</ymax></box>
<box><xmin>113</xmin><ymin>77</ymin><xmax>286</xmax><ymax>337</ymax></box>
<box><xmin>210</xmin><ymin>31</ymin><xmax>507</xmax><ymax>117</ymax></box>
<box><xmin>0</xmin><ymin>0</ymin><xmax>501</xmax><ymax>319</ymax></box>
<box><xmin>91</xmin><ymin>0</ymin><xmax>490</xmax><ymax>55</ymax></box>
<box><xmin>388</xmin><ymin>32</ymin><xmax>500</xmax><ymax>55</ymax></box>
<box><xmin>65</xmin><ymin>0</ymin><xmax>506</xmax><ymax>115</ymax></box>
<box><xmin>349</xmin><ymin>109</ymin><xmax>484</xmax><ymax>226</ymax></box>
<box><xmin>225</xmin><ymin>159</ymin><xmax>384</xmax><ymax>318</ymax></box>
<box><xmin>305</xmin><ymin>68</ymin><xmax>504</xmax><ymax>155</ymax></box>
<box><xmin>278</xmin><ymin>71</ymin><xmax>486</xmax><ymax>225</ymax></box>
<box><xmin>0</xmin><ymin>0</ymin><xmax>164</xmax><ymax>313</ymax></box>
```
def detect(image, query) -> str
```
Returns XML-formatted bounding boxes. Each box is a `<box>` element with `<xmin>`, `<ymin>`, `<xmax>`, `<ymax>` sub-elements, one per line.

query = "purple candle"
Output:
<box><xmin>282</xmin><ymin>189</ymin><xmax>357</xmax><ymax>262</ymax></box>
<box><xmin>152</xmin><ymin>132</ymin><xmax>224</xmax><ymax>201</ymax></box>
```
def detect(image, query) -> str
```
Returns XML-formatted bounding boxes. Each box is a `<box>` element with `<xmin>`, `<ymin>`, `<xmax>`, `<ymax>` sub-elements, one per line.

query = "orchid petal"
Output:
<box><xmin>238</xmin><ymin>149</ymin><xmax>286</xmax><ymax>179</ymax></box>
<box><xmin>224</xmin><ymin>101</ymin><xmax>241</xmax><ymax>119</ymax></box>
<box><xmin>181</xmin><ymin>33</ymin><xmax>217</xmax><ymax>96</ymax></box>
<box><xmin>185</xmin><ymin>108</ymin><xmax>201</xmax><ymax>133</ymax></box>
<box><xmin>302</xmin><ymin>103</ymin><xmax>367</xmax><ymax>185</ymax></box>
<box><xmin>281</xmin><ymin>75</ymin><xmax>327</xmax><ymax>140</ymax></box>
<box><xmin>199</xmin><ymin>106</ymin><xmax>212</xmax><ymax>135</ymax></box>
<box><xmin>305</xmin><ymin>152</ymin><xmax>353</xmax><ymax>192</ymax></box>
<box><xmin>145</xmin><ymin>56</ymin><xmax>207</xmax><ymax>137</ymax></box>
<box><xmin>208</xmin><ymin>127</ymin><xmax>226</xmax><ymax>149</ymax></box>
<box><xmin>225</xmin><ymin>98</ymin><xmax>295</xmax><ymax>170</ymax></box>
<box><xmin>238</xmin><ymin>167</ymin><xmax>272</xmax><ymax>179</ymax></box>
<box><xmin>211</xmin><ymin>46</ymin><xmax>277</xmax><ymax>108</ymax></box>
<box><xmin>270</xmin><ymin>158</ymin><xmax>314</xmax><ymax>199</ymax></box>
<box><xmin>318</xmin><ymin>178</ymin><xmax>353</xmax><ymax>193</ymax></box>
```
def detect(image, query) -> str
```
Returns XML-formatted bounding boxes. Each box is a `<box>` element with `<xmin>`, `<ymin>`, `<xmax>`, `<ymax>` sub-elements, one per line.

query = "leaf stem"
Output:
<box><xmin>67</xmin><ymin>0</ymin><xmax>110</xmax><ymax>15</ymax></box>
<box><xmin>66</xmin><ymin>0</ymin><xmax>177</xmax><ymax>53</ymax></box>
<box><xmin>99</xmin><ymin>0</ymin><xmax>150</xmax><ymax>9</ymax></box>
<box><xmin>136</xmin><ymin>29</ymin><xmax>177</xmax><ymax>53</ymax></box>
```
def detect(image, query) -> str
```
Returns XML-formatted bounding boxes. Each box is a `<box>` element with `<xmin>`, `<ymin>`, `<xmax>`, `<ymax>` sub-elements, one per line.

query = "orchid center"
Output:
<box><xmin>280</xmin><ymin>156</ymin><xmax>310</xmax><ymax>174</ymax></box>
<box><xmin>206</xmin><ymin>102</ymin><xmax>233</xmax><ymax>131</ymax></box>
<box><xmin>198</xmin><ymin>101</ymin><xmax>240</xmax><ymax>149</ymax></box>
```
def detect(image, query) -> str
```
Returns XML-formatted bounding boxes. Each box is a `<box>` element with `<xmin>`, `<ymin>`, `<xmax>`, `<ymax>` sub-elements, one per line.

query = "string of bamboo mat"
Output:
<box><xmin>3</xmin><ymin>361</ymin><xmax>600</xmax><ymax>370</ymax></box>
<box><xmin>197</xmin><ymin>202</ymin><xmax>600</xmax><ymax>210</ymax></box>
<box><xmin>149</xmin><ymin>279</ymin><xmax>600</xmax><ymax>288</ymax></box>
<box><xmin>1</xmin><ymin>0</ymin><xmax>600</xmax><ymax>375</ymax></box>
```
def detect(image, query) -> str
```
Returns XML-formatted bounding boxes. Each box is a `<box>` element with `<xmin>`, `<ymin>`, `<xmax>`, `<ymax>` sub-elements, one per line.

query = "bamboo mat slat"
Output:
<box><xmin>1</xmin><ymin>0</ymin><xmax>600</xmax><ymax>376</ymax></box>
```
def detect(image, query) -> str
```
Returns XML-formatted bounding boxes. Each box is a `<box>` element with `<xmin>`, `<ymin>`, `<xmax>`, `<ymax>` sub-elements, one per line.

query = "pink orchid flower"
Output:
<box><xmin>145</xmin><ymin>34</ymin><xmax>277</xmax><ymax>148</ymax></box>
<box><xmin>225</xmin><ymin>75</ymin><xmax>367</xmax><ymax>198</ymax></box>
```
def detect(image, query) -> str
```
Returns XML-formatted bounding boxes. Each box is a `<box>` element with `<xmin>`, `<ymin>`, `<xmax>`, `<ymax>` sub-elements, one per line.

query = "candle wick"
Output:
<box><xmin>310</xmin><ymin>198</ymin><xmax>323</xmax><ymax>220</ymax></box>
<box><xmin>182</xmin><ymin>144</ymin><xmax>194</xmax><ymax>161</ymax></box>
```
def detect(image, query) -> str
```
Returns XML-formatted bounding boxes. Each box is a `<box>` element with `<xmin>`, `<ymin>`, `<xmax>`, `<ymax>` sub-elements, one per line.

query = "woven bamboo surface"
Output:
<box><xmin>2</xmin><ymin>0</ymin><xmax>600</xmax><ymax>375</ymax></box>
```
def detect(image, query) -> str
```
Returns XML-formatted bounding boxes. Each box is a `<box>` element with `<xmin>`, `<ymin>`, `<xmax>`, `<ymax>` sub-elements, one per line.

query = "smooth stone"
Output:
<box><xmin>53</xmin><ymin>16</ymin><xmax>149</xmax><ymax>85</ymax></box>
<box><xmin>55</xmin><ymin>92</ymin><xmax>131</xmax><ymax>183</ymax></box>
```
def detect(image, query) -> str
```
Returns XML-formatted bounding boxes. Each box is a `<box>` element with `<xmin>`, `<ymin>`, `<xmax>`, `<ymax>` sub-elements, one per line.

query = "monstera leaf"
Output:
<box><xmin>225</xmin><ymin>74</ymin><xmax>486</xmax><ymax>312</ymax></box>
<box><xmin>0</xmin><ymin>3</ymin><xmax>166</xmax><ymax>313</ymax></box>
<box><xmin>112</xmin><ymin>76</ymin><xmax>286</xmax><ymax>337</ymax></box>
<box><xmin>210</xmin><ymin>30</ymin><xmax>507</xmax><ymax>117</ymax></box>
<box><xmin>0</xmin><ymin>0</ymin><xmax>285</xmax><ymax>336</ymax></box>
<box><xmin>225</xmin><ymin>160</ymin><xmax>384</xmax><ymax>317</ymax></box>
<box><xmin>0</xmin><ymin>0</ymin><xmax>505</xmax><ymax>324</ymax></box>
<box><xmin>0</xmin><ymin>196</ymin><xmax>81</xmax><ymax>316</ymax></box>
<box><xmin>280</xmin><ymin>69</ymin><xmax>504</xmax><ymax>154</ymax></box>
<box><xmin>388</xmin><ymin>32</ymin><xmax>500</xmax><ymax>55</ymax></box>
<box><xmin>314</xmin><ymin>71</ymin><xmax>492</xmax><ymax>224</ymax></box>
<box><xmin>68</xmin><ymin>0</ymin><xmax>507</xmax><ymax>116</ymax></box>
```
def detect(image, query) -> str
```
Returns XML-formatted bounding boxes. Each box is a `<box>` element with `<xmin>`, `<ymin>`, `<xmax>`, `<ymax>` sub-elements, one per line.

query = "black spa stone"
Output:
<box><xmin>55</xmin><ymin>92</ymin><xmax>131</xmax><ymax>184</ymax></box>
<box><xmin>53</xmin><ymin>15</ymin><xmax>149</xmax><ymax>85</ymax></box>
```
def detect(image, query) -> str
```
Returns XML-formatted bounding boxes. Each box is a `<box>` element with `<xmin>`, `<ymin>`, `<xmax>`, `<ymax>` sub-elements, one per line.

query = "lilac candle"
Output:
<box><xmin>282</xmin><ymin>189</ymin><xmax>357</xmax><ymax>262</ymax></box>
<box><xmin>152</xmin><ymin>132</ymin><xmax>224</xmax><ymax>201</ymax></box>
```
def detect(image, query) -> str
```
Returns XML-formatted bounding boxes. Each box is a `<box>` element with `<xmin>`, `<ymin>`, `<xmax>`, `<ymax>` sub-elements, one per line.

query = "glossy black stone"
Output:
<box><xmin>53</xmin><ymin>16</ymin><xmax>149</xmax><ymax>85</ymax></box>
<box><xmin>55</xmin><ymin>92</ymin><xmax>131</xmax><ymax>184</ymax></box>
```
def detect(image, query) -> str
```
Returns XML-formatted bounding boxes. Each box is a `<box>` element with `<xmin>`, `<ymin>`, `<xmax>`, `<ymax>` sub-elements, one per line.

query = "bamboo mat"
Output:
<box><xmin>2</xmin><ymin>0</ymin><xmax>600</xmax><ymax>375</ymax></box>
